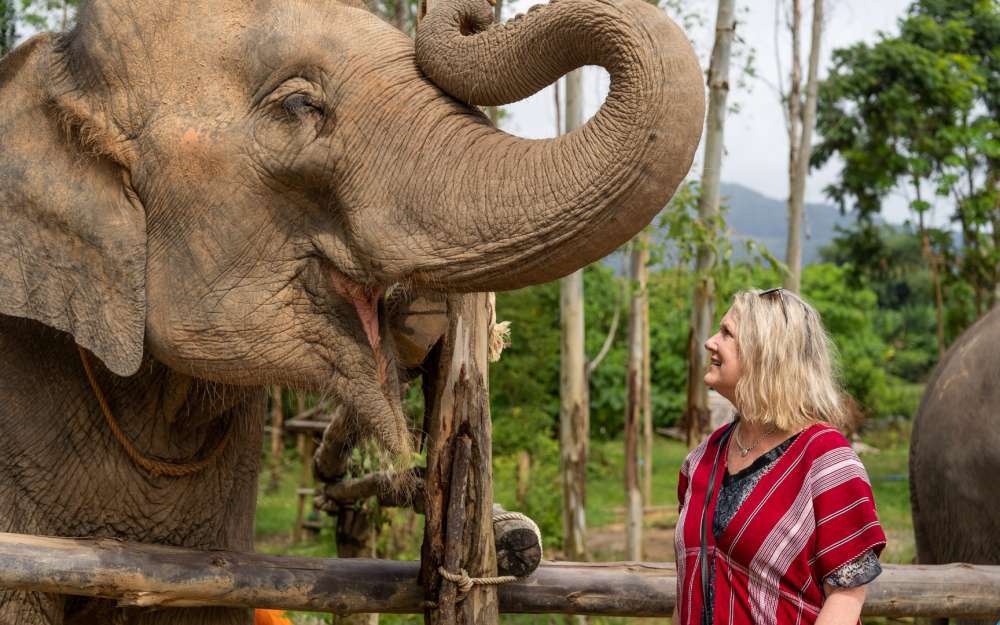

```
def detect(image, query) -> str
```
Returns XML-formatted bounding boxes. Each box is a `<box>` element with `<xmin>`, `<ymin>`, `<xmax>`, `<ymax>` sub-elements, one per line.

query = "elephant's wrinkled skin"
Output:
<box><xmin>910</xmin><ymin>305</ymin><xmax>1000</xmax><ymax>625</ymax></box>
<box><xmin>0</xmin><ymin>0</ymin><xmax>704</xmax><ymax>622</ymax></box>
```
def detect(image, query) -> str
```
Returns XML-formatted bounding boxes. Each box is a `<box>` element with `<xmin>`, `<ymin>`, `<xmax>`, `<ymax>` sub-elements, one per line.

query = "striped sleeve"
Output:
<box><xmin>677</xmin><ymin>456</ymin><xmax>690</xmax><ymax>511</ymax></box>
<box><xmin>809</xmin><ymin>438</ymin><xmax>887</xmax><ymax>580</ymax></box>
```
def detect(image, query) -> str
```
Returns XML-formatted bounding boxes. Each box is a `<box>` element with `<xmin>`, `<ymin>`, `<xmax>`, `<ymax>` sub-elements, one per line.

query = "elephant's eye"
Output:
<box><xmin>282</xmin><ymin>93</ymin><xmax>324</xmax><ymax>118</ymax></box>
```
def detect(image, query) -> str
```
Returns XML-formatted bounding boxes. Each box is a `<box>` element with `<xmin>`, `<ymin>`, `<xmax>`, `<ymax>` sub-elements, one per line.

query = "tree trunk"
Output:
<box><xmin>419</xmin><ymin>294</ymin><xmax>499</xmax><ymax>625</ymax></box>
<box><xmin>783</xmin><ymin>0</ymin><xmax>803</xmax><ymax>291</ymax></box>
<box><xmin>641</xmin><ymin>272</ymin><xmax>653</xmax><ymax>509</ymax></box>
<box><xmin>0</xmin><ymin>0</ymin><xmax>15</xmax><ymax>57</ymax></box>
<box><xmin>915</xmin><ymin>188</ymin><xmax>946</xmax><ymax>358</ymax></box>
<box><xmin>785</xmin><ymin>0</ymin><xmax>824</xmax><ymax>293</ymax></box>
<box><xmin>394</xmin><ymin>0</ymin><xmax>410</xmax><ymax>35</ymax></box>
<box><xmin>268</xmin><ymin>386</ymin><xmax>284</xmax><ymax>494</ymax></box>
<box><xmin>515</xmin><ymin>451</ymin><xmax>530</xmax><ymax>508</ymax></box>
<box><xmin>991</xmin><ymin>168</ymin><xmax>1000</xmax><ymax>307</ymax></box>
<box><xmin>559</xmin><ymin>67</ymin><xmax>589</xmax><ymax>567</ymax></box>
<box><xmin>333</xmin><ymin>506</ymin><xmax>379</xmax><ymax>625</ymax></box>
<box><xmin>625</xmin><ymin>238</ymin><xmax>648</xmax><ymax>561</ymax></box>
<box><xmin>685</xmin><ymin>0</ymin><xmax>735</xmax><ymax>447</ymax></box>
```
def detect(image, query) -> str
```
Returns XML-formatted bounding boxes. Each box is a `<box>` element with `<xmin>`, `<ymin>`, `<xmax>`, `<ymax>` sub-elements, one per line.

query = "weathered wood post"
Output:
<box><xmin>268</xmin><ymin>386</ymin><xmax>284</xmax><ymax>494</ymax></box>
<box><xmin>419</xmin><ymin>293</ymin><xmax>499</xmax><ymax>625</ymax></box>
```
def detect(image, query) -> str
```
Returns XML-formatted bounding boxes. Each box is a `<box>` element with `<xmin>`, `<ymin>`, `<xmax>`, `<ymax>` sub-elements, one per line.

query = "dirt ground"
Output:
<box><xmin>552</xmin><ymin>509</ymin><xmax>678</xmax><ymax>562</ymax></box>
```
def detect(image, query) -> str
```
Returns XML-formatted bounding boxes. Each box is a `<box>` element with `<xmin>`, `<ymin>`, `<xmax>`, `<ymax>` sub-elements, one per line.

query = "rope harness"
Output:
<box><xmin>437</xmin><ymin>509</ymin><xmax>543</xmax><ymax>594</ymax></box>
<box><xmin>77</xmin><ymin>346</ymin><xmax>233</xmax><ymax>478</ymax></box>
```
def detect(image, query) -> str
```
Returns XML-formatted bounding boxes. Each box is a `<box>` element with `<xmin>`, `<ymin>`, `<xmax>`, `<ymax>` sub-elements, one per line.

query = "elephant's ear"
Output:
<box><xmin>0</xmin><ymin>35</ymin><xmax>146</xmax><ymax>377</ymax></box>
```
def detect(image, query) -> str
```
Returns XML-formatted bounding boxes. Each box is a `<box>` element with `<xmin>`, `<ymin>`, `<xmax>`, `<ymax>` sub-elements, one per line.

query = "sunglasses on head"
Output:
<box><xmin>757</xmin><ymin>288</ymin><xmax>814</xmax><ymax>347</ymax></box>
<box><xmin>758</xmin><ymin>287</ymin><xmax>788</xmax><ymax>323</ymax></box>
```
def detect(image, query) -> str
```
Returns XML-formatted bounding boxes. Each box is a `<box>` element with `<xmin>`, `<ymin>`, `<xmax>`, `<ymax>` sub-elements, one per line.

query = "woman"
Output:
<box><xmin>672</xmin><ymin>288</ymin><xmax>885</xmax><ymax>625</ymax></box>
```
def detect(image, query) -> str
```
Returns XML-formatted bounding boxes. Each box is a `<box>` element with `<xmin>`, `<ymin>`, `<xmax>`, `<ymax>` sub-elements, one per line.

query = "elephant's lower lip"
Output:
<box><xmin>328</xmin><ymin>267</ymin><xmax>388</xmax><ymax>383</ymax></box>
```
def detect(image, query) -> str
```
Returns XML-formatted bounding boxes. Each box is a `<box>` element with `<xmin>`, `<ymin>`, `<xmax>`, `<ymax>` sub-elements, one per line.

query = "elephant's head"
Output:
<box><xmin>0</xmin><ymin>0</ymin><xmax>703</xmax><ymax>455</ymax></box>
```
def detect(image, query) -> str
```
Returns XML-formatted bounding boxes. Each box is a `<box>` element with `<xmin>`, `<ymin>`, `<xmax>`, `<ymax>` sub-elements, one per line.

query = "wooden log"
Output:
<box><xmin>0</xmin><ymin>532</ymin><xmax>424</xmax><ymax>614</ymax></box>
<box><xmin>492</xmin><ymin>505</ymin><xmax>541</xmax><ymax>579</ymax></box>
<box><xmin>420</xmin><ymin>293</ymin><xmax>498</xmax><ymax>625</ymax></box>
<box><xmin>1</xmin><ymin>535</ymin><xmax>1000</xmax><ymax>618</ymax></box>
<box><xmin>437</xmin><ymin>436</ymin><xmax>472</xmax><ymax>624</ymax></box>
<box><xmin>284</xmin><ymin>419</ymin><xmax>330</xmax><ymax>434</ymax></box>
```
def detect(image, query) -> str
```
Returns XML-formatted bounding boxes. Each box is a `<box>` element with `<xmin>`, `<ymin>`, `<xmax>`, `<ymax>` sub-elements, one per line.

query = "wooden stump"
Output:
<box><xmin>492</xmin><ymin>505</ymin><xmax>541</xmax><ymax>579</ymax></box>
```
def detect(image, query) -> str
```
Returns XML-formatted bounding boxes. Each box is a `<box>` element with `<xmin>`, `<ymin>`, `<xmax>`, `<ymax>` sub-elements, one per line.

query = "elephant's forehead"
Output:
<box><xmin>77</xmin><ymin>1</ymin><xmax>403</xmax><ymax>105</ymax></box>
<box><xmin>235</xmin><ymin>4</ymin><xmax>412</xmax><ymax>87</ymax></box>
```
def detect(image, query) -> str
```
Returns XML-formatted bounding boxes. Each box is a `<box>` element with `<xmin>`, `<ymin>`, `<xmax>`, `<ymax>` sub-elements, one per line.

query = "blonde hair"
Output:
<box><xmin>729</xmin><ymin>289</ymin><xmax>847</xmax><ymax>431</ymax></box>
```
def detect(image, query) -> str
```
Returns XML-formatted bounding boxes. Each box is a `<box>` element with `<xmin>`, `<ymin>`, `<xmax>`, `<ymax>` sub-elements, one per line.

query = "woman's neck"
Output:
<box><xmin>736</xmin><ymin>416</ymin><xmax>781</xmax><ymax>441</ymax></box>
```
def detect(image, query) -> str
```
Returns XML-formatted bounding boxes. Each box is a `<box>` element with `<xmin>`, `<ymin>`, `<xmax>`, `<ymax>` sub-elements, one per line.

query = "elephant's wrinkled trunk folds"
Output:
<box><xmin>398</xmin><ymin>0</ymin><xmax>704</xmax><ymax>291</ymax></box>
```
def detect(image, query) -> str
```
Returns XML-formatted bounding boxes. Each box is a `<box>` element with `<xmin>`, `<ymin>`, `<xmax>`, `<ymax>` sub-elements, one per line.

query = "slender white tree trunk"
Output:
<box><xmin>641</xmin><ymin>271</ymin><xmax>652</xmax><ymax>510</ymax></box>
<box><xmin>560</xmin><ymin>68</ymin><xmax>589</xmax><ymax>568</ymax></box>
<box><xmin>785</xmin><ymin>0</ymin><xmax>823</xmax><ymax>293</ymax></box>
<box><xmin>625</xmin><ymin>236</ymin><xmax>648</xmax><ymax>561</ymax></box>
<box><xmin>686</xmin><ymin>0</ymin><xmax>735</xmax><ymax>448</ymax></box>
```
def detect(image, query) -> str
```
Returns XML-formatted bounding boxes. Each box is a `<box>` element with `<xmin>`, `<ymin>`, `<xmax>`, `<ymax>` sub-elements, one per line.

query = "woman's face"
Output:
<box><xmin>704</xmin><ymin>308</ymin><xmax>742</xmax><ymax>402</ymax></box>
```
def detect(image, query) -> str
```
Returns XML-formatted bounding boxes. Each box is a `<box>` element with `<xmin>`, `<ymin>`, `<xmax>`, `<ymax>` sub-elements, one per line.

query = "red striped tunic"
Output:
<box><xmin>674</xmin><ymin>423</ymin><xmax>886</xmax><ymax>625</ymax></box>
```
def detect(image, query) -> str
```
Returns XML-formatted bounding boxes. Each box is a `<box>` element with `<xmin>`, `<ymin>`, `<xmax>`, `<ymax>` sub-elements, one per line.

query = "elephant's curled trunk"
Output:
<box><xmin>403</xmin><ymin>0</ymin><xmax>704</xmax><ymax>291</ymax></box>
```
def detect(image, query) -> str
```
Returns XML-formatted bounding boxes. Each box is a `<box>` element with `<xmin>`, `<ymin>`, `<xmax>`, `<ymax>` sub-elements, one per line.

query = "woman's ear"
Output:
<box><xmin>0</xmin><ymin>35</ymin><xmax>146</xmax><ymax>376</ymax></box>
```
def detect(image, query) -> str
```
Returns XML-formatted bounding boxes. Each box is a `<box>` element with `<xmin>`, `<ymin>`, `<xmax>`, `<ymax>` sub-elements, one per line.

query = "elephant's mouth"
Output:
<box><xmin>328</xmin><ymin>267</ymin><xmax>390</xmax><ymax>385</ymax></box>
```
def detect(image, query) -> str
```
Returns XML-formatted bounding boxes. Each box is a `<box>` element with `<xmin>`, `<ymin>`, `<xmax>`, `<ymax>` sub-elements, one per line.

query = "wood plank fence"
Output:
<box><xmin>1</xmin><ymin>533</ymin><xmax>998</xmax><ymax>619</ymax></box>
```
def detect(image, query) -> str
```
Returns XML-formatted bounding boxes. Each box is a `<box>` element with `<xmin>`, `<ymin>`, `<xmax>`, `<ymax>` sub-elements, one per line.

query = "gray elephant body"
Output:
<box><xmin>0</xmin><ymin>316</ymin><xmax>261</xmax><ymax>624</ymax></box>
<box><xmin>0</xmin><ymin>0</ymin><xmax>704</xmax><ymax>622</ymax></box>
<box><xmin>910</xmin><ymin>305</ymin><xmax>1000</xmax><ymax>625</ymax></box>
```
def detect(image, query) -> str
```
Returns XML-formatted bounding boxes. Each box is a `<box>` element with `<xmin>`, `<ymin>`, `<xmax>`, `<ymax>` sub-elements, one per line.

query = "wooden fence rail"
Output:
<box><xmin>0</xmin><ymin>533</ymin><xmax>998</xmax><ymax>619</ymax></box>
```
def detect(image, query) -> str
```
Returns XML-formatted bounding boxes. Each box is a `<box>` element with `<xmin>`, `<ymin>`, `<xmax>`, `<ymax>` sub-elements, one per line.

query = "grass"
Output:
<box><xmin>256</xmin><ymin>426</ymin><xmax>914</xmax><ymax>624</ymax></box>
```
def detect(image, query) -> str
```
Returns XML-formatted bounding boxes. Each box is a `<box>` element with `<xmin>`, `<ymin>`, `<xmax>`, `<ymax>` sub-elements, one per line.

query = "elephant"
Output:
<box><xmin>910</xmin><ymin>305</ymin><xmax>1000</xmax><ymax>625</ymax></box>
<box><xmin>0</xmin><ymin>0</ymin><xmax>704</xmax><ymax>621</ymax></box>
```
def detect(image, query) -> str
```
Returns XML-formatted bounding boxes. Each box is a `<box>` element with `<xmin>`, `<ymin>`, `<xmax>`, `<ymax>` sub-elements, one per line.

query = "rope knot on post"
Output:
<box><xmin>437</xmin><ymin>566</ymin><xmax>518</xmax><ymax>595</ymax></box>
<box><xmin>437</xmin><ymin>508</ymin><xmax>542</xmax><ymax>597</ymax></box>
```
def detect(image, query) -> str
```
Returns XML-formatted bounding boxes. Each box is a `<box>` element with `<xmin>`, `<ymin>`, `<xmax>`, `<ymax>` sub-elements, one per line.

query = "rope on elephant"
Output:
<box><xmin>77</xmin><ymin>346</ymin><xmax>234</xmax><ymax>478</ymax></box>
<box><xmin>438</xmin><ymin>509</ymin><xmax>542</xmax><ymax>594</ymax></box>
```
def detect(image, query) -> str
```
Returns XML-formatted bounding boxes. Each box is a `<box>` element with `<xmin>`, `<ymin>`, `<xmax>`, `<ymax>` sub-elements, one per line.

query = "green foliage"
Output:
<box><xmin>491</xmin><ymin>263</ymin><xmax>633</xmax><ymax>446</ymax></box>
<box><xmin>15</xmin><ymin>0</ymin><xmax>75</xmax><ymax>33</ymax></box>
<box><xmin>813</xmin><ymin>0</ymin><xmax>1000</xmax><ymax>326</ymax></box>
<box><xmin>1</xmin><ymin>0</ymin><xmax>15</xmax><ymax>56</ymax></box>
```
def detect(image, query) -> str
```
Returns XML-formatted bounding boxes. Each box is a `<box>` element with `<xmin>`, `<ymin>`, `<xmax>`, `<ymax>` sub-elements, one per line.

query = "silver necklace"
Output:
<box><xmin>733</xmin><ymin>422</ymin><xmax>776</xmax><ymax>457</ymax></box>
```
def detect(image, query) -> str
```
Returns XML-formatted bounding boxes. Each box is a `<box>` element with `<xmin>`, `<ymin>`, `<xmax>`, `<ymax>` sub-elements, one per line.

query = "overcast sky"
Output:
<box><xmin>500</xmin><ymin>0</ymin><xmax>933</xmax><ymax>225</ymax></box>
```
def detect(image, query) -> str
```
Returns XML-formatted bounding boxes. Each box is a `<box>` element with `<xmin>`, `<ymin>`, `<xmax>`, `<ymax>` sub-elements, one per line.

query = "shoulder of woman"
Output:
<box><xmin>798</xmin><ymin>422</ymin><xmax>857</xmax><ymax>460</ymax></box>
<box><xmin>680</xmin><ymin>422</ymin><xmax>735</xmax><ymax>475</ymax></box>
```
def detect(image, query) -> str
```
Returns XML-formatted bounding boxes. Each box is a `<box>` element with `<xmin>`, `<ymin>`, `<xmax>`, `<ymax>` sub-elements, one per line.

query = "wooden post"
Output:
<box><xmin>268</xmin><ymin>386</ymin><xmax>284</xmax><ymax>493</ymax></box>
<box><xmin>294</xmin><ymin>434</ymin><xmax>316</xmax><ymax>543</ymax></box>
<box><xmin>419</xmin><ymin>294</ymin><xmax>498</xmax><ymax>625</ymax></box>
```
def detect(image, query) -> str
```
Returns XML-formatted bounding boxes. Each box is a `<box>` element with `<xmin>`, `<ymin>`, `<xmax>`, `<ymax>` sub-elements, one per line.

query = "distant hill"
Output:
<box><xmin>604</xmin><ymin>183</ymin><xmax>857</xmax><ymax>274</ymax></box>
<box><xmin>719</xmin><ymin>182</ymin><xmax>853</xmax><ymax>265</ymax></box>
